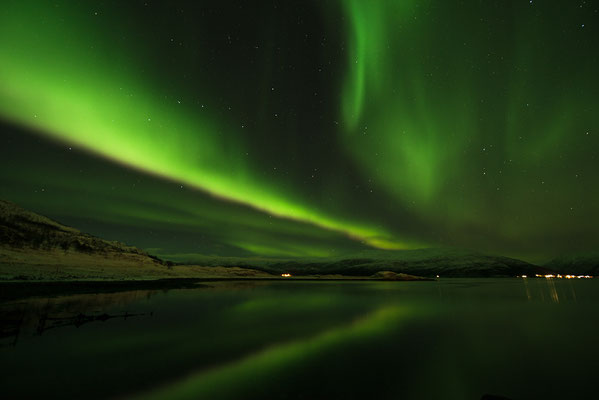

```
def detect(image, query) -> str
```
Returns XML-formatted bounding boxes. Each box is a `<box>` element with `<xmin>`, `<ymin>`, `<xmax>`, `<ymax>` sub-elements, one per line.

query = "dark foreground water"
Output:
<box><xmin>1</xmin><ymin>278</ymin><xmax>598</xmax><ymax>399</ymax></box>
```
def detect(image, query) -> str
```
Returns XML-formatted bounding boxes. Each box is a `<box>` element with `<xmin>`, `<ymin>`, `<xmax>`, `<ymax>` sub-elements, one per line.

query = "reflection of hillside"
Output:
<box><xmin>0</xmin><ymin>290</ymin><xmax>157</xmax><ymax>348</ymax></box>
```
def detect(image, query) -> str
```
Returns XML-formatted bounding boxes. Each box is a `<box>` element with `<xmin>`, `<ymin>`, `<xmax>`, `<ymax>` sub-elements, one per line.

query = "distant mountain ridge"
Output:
<box><xmin>184</xmin><ymin>248</ymin><xmax>552</xmax><ymax>278</ymax></box>
<box><xmin>544</xmin><ymin>253</ymin><xmax>599</xmax><ymax>276</ymax></box>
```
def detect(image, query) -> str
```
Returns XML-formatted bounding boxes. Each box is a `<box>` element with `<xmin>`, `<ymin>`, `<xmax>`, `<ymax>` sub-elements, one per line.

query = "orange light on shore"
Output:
<box><xmin>281</xmin><ymin>273</ymin><xmax>292</xmax><ymax>278</ymax></box>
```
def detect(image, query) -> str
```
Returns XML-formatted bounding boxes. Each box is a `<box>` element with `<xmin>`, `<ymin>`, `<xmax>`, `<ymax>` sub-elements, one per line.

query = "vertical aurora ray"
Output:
<box><xmin>340</xmin><ymin>0</ymin><xmax>472</xmax><ymax>208</ymax></box>
<box><xmin>338</xmin><ymin>1</ymin><xmax>599</xmax><ymax>256</ymax></box>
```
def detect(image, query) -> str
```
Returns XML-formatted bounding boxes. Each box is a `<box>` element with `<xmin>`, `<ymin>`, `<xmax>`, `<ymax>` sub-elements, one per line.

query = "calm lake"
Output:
<box><xmin>1</xmin><ymin>278</ymin><xmax>598</xmax><ymax>399</ymax></box>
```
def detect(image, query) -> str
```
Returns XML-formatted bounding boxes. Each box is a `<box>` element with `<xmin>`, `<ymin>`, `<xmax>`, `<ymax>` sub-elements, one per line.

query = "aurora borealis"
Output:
<box><xmin>0</xmin><ymin>0</ymin><xmax>597</xmax><ymax>262</ymax></box>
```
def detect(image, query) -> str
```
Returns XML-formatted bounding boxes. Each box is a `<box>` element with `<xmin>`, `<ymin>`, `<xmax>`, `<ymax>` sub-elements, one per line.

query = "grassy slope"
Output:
<box><xmin>0</xmin><ymin>199</ymin><xmax>271</xmax><ymax>280</ymax></box>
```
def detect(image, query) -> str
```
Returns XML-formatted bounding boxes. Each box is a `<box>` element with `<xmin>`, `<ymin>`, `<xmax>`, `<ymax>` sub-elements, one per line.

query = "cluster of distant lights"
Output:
<box><xmin>519</xmin><ymin>274</ymin><xmax>593</xmax><ymax>279</ymax></box>
<box><xmin>279</xmin><ymin>273</ymin><xmax>593</xmax><ymax>279</ymax></box>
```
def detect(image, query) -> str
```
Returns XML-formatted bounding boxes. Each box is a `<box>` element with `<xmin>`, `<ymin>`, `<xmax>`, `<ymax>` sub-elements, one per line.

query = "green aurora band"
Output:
<box><xmin>0</xmin><ymin>1</ymin><xmax>597</xmax><ymax>261</ymax></box>
<box><xmin>0</xmin><ymin>1</ymin><xmax>401</xmax><ymax>250</ymax></box>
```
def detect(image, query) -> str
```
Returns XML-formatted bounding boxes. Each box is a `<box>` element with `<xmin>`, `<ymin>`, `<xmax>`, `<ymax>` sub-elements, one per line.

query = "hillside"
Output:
<box><xmin>0</xmin><ymin>199</ymin><xmax>274</xmax><ymax>281</ymax></box>
<box><xmin>0</xmin><ymin>199</ymin><xmax>166</xmax><ymax>278</ymax></box>
<box><xmin>0</xmin><ymin>199</ymin><xmax>161</xmax><ymax>260</ymax></box>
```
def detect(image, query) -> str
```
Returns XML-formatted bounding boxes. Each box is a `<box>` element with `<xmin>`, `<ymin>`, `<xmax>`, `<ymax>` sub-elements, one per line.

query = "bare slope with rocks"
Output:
<box><xmin>0</xmin><ymin>199</ymin><xmax>167</xmax><ymax>279</ymax></box>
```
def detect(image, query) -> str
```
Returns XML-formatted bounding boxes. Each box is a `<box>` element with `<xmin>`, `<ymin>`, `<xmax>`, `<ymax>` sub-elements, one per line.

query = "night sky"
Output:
<box><xmin>0</xmin><ymin>1</ymin><xmax>597</xmax><ymax>263</ymax></box>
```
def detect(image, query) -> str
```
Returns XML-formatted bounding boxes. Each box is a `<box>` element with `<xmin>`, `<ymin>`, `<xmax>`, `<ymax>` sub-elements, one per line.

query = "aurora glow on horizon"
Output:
<box><xmin>0</xmin><ymin>0</ymin><xmax>597</xmax><ymax>262</ymax></box>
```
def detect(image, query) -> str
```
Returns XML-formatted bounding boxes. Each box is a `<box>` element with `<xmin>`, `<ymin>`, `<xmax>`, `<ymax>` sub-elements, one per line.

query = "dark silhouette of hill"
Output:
<box><xmin>544</xmin><ymin>252</ymin><xmax>599</xmax><ymax>275</ymax></box>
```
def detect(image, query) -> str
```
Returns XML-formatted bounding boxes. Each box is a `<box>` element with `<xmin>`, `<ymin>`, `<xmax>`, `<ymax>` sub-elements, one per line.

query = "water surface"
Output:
<box><xmin>1</xmin><ymin>278</ymin><xmax>597</xmax><ymax>399</ymax></box>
